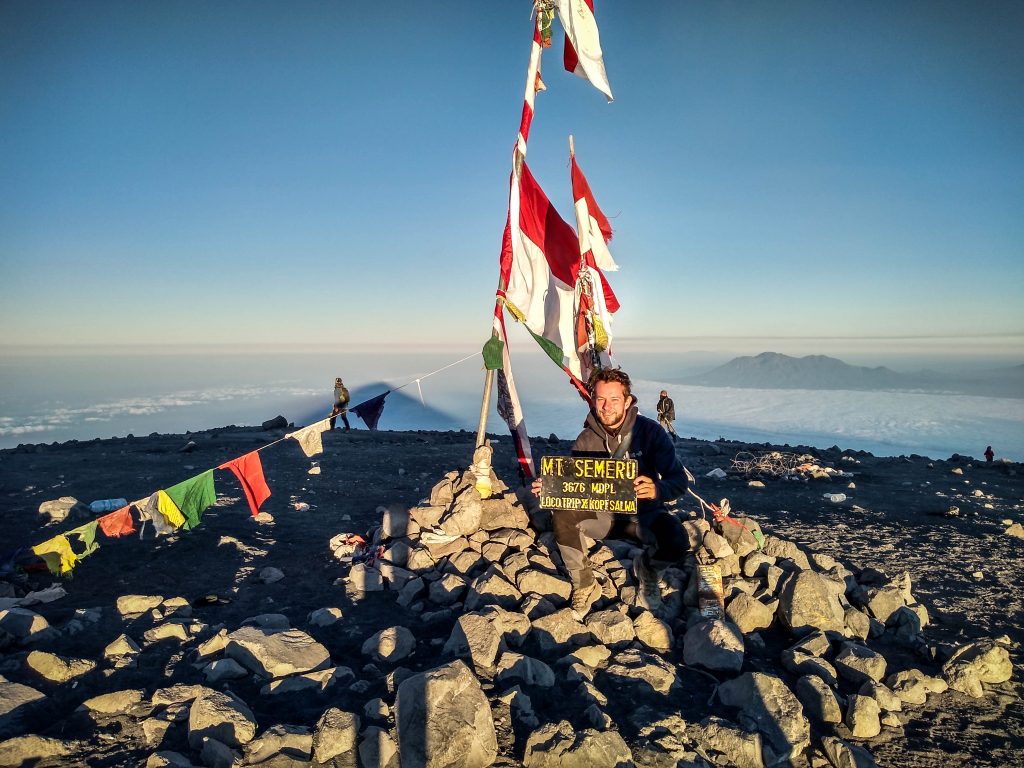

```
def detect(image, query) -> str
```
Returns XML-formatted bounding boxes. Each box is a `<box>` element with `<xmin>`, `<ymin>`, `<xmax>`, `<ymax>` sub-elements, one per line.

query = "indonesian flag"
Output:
<box><xmin>558</xmin><ymin>0</ymin><xmax>613</xmax><ymax>102</ymax></box>
<box><xmin>571</xmin><ymin>154</ymin><xmax>618</xmax><ymax>382</ymax></box>
<box><xmin>571</xmin><ymin>155</ymin><xmax>617</xmax><ymax>273</ymax></box>
<box><xmin>499</xmin><ymin>161</ymin><xmax>619</xmax><ymax>389</ymax></box>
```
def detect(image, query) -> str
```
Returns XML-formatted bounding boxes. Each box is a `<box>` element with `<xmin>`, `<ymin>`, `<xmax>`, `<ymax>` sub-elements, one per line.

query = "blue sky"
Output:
<box><xmin>2</xmin><ymin>1</ymin><xmax>1022</xmax><ymax>359</ymax></box>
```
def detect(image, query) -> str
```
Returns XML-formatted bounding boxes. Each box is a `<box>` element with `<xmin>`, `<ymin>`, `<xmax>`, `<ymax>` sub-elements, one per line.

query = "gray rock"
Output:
<box><xmin>199</xmin><ymin>736</ymin><xmax>239</xmax><ymax>768</ymax></box>
<box><xmin>202</xmin><ymin>658</ymin><xmax>249</xmax><ymax>684</ymax></box>
<box><xmin>143</xmin><ymin>621</ymin><xmax>192</xmax><ymax>644</ymax></box>
<box><xmin>307</xmin><ymin>607</ymin><xmax>344</xmax><ymax>627</ymax></box>
<box><xmin>187</xmin><ymin>690</ymin><xmax>257</xmax><ymax>749</ymax></box>
<box><xmin>479</xmin><ymin>496</ymin><xmax>530</xmax><ymax>531</ymax></box>
<box><xmin>428</xmin><ymin>573</ymin><xmax>467</xmax><ymax>605</ymax></box>
<box><xmin>260</xmin><ymin>666</ymin><xmax>353</xmax><ymax>696</ymax></box>
<box><xmin>244</xmin><ymin>723</ymin><xmax>312</xmax><ymax>764</ymax></box>
<box><xmin>195</xmin><ymin>629</ymin><xmax>229</xmax><ymax>660</ymax></box>
<box><xmin>0</xmin><ymin>681</ymin><xmax>45</xmax><ymax>738</ymax></box>
<box><xmin>347</xmin><ymin>563</ymin><xmax>384</xmax><ymax>593</ymax></box>
<box><xmin>116</xmin><ymin>594</ymin><xmax>165</xmax><ymax>616</ymax></box>
<box><xmin>845</xmin><ymin>694</ymin><xmax>881</xmax><ymax>738</ymax></box>
<box><xmin>25</xmin><ymin>650</ymin><xmax>96</xmax><ymax>683</ymax></box>
<box><xmin>359</xmin><ymin>726</ymin><xmax>399</xmax><ymax>768</ymax></box>
<box><xmin>258</xmin><ymin>567</ymin><xmax>285</xmax><ymax>584</ymax></box>
<box><xmin>104</xmin><ymin>633</ymin><xmax>142</xmax><ymax>661</ymax></box>
<box><xmin>718</xmin><ymin>517</ymin><xmax>765</xmax><ymax>559</ymax></box>
<box><xmin>835</xmin><ymin>644</ymin><xmax>887</xmax><ymax>685</ymax></box>
<box><xmin>225</xmin><ymin>626</ymin><xmax>331</xmax><ymax>679</ymax></box>
<box><xmin>865</xmin><ymin>586</ymin><xmax>905</xmax><ymax>625</ymax></box>
<box><xmin>942</xmin><ymin>639</ymin><xmax>1013</xmax><ymax>697</ymax></box>
<box><xmin>843</xmin><ymin>606</ymin><xmax>871</xmax><ymax>641</ymax></box>
<box><xmin>0</xmin><ymin>607</ymin><xmax>51</xmax><ymax>642</ymax></box>
<box><xmin>494</xmin><ymin>652</ymin><xmax>555</xmax><ymax>687</ymax></box>
<box><xmin>632</xmin><ymin>611</ymin><xmax>673</xmax><ymax>653</ymax></box>
<box><xmin>585</xmin><ymin>610</ymin><xmax>636</xmax><ymax>648</ymax></box>
<box><xmin>531</xmin><ymin>609</ymin><xmax>592</xmax><ymax>654</ymax></box>
<box><xmin>0</xmin><ymin>735</ymin><xmax>76</xmax><ymax>765</ymax></box>
<box><xmin>312</xmin><ymin>707</ymin><xmax>359</xmax><ymax>765</ymax></box>
<box><xmin>858</xmin><ymin>681</ymin><xmax>902</xmax><ymax>713</ymax></box>
<box><xmin>242</xmin><ymin>613</ymin><xmax>291</xmax><ymax>630</ymax></box>
<box><xmin>717</xmin><ymin>672</ymin><xmax>810</xmax><ymax>766</ymax></box>
<box><xmin>465</xmin><ymin>567</ymin><xmax>523</xmax><ymax>611</ymax></box>
<box><xmin>885</xmin><ymin>669</ymin><xmax>947</xmax><ymax>705</ymax></box>
<box><xmin>682</xmin><ymin>619</ymin><xmax>745</xmax><ymax>673</ymax></box>
<box><xmin>761</xmin><ymin>536</ymin><xmax>812</xmax><ymax>570</ymax></box>
<box><xmin>152</xmin><ymin>684</ymin><xmax>211</xmax><ymax>708</ymax></box>
<box><xmin>478</xmin><ymin>605</ymin><xmax>532</xmax><ymax>647</ymax></box>
<box><xmin>777</xmin><ymin>571</ymin><xmax>846</xmax><ymax>634</ymax></box>
<box><xmin>781</xmin><ymin>650</ymin><xmax>838</xmax><ymax>687</ymax></box>
<box><xmin>381</xmin><ymin>504</ymin><xmax>410</xmax><ymax>539</ymax></box>
<box><xmin>361</xmin><ymin>626</ymin><xmax>416</xmax><ymax>664</ymax></box>
<box><xmin>522</xmin><ymin>720</ymin><xmax>632</xmax><ymax>768</ymax></box>
<box><xmin>443</xmin><ymin>613</ymin><xmax>503</xmax><ymax>670</ymax></box>
<box><xmin>690</xmin><ymin>716</ymin><xmax>764</xmax><ymax>768</ymax></box>
<box><xmin>262</xmin><ymin>415</ymin><xmax>287</xmax><ymax>429</ymax></box>
<box><xmin>438</xmin><ymin>486</ymin><xmax>483</xmax><ymax>536</ymax></box>
<box><xmin>79</xmin><ymin>689</ymin><xmax>146</xmax><ymax>716</ymax></box>
<box><xmin>1006</xmin><ymin>522</ymin><xmax>1024</xmax><ymax>539</ymax></box>
<box><xmin>820</xmin><ymin>735</ymin><xmax>879</xmax><ymax>767</ymax></box>
<box><xmin>516</xmin><ymin>569</ymin><xmax>572</xmax><ymax>602</ymax></box>
<box><xmin>726</xmin><ymin>593</ymin><xmax>776</xmax><ymax>634</ymax></box>
<box><xmin>395</xmin><ymin>660</ymin><xmax>497</xmax><ymax>768</ymax></box>
<box><xmin>795</xmin><ymin>675</ymin><xmax>842</xmax><ymax>724</ymax></box>
<box><xmin>604</xmin><ymin>648</ymin><xmax>678</xmax><ymax>695</ymax></box>
<box><xmin>144</xmin><ymin>751</ymin><xmax>194</xmax><ymax>768</ymax></box>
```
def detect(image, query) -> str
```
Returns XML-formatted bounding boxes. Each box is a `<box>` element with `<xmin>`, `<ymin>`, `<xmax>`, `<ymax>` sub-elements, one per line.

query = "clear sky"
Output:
<box><xmin>2</xmin><ymin>1</ymin><xmax>1022</xmax><ymax>358</ymax></box>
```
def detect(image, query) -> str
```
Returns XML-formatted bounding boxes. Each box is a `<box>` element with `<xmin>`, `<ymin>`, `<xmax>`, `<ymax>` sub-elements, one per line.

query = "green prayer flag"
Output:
<box><xmin>482</xmin><ymin>336</ymin><xmax>504</xmax><ymax>371</ymax></box>
<box><xmin>528</xmin><ymin>328</ymin><xmax>568</xmax><ymax>368</ymax></box>
<box><xmin>166</xmin><ymin>470</ymin><xmax>217</xmax><ymax>530</ymax></box>
<box><xmin>68</xmin><ymin>520</ymin><xmax>100</xmax><ymax>558</ymax></box>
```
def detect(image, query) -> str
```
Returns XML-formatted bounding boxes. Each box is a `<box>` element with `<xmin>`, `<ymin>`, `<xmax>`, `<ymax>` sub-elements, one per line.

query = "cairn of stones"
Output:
<box><xmin>0</xmin><ymin>465</ymin><xmax>1014</xmax><ymax>768</ymax></box>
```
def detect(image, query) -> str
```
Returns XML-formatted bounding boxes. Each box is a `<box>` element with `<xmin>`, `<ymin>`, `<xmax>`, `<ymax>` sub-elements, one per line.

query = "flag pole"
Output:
<box><xmin>474</xmin><ymin>7</ymin><xmax>547</xmax><ymax>456</ymax></box>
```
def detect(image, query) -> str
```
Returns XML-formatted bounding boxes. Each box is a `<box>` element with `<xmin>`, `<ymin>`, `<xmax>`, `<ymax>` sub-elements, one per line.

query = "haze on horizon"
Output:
<box><xmin>2</xmin><ymin>2</ymin><xmax>1022</xmax><ymax>361</ymax></box>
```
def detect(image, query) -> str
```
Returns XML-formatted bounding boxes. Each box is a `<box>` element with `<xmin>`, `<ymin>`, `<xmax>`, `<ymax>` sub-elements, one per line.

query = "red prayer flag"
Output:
<box><xmin>218</xmin><ymin>451</ymin><xmax>271</xmax><ymax>518</ymax></box>
<box><xmin>97</xmin><ymin>506</ymin><xmax>135</xmax><ymax>538</ymax></box>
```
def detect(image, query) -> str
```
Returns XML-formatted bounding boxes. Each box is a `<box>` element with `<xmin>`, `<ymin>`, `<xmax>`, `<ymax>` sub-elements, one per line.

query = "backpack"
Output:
<box><xmin>338</xmin><ymin>385</ymin><xmax>350</xmax><ymax>405</ymax></box>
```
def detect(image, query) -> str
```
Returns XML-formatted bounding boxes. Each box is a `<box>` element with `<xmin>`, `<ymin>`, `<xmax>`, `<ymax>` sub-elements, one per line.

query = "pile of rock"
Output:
<box><xmin>0</xmin><ymin>466</ymin><xmax>1015</xmax><ymax>768</ymax></box>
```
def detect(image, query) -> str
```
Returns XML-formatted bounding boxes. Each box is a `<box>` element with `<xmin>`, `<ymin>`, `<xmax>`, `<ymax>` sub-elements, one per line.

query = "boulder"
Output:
<box><xmin>585</xmin><ymin>610</ymin><xmax>636</xmax><ymax>648</ymax></box>
<box><xmin>395</xmin><ymin>660</ymin><xmax>497</xmax><ymax>768</ymax></box>
<box><xmin>26</xmin><ymin>650</ymin><xmax>96</xmax><ymax>683</ymax></box>
<box><xmin>38</xmin><ymin>496</ymin><xmax>88</xmax><ymax>524</ymax></box>
<box><xmin>522</xmin><ymin>720</ymin><xmax>632</xmax><ymax>768</ymax></box>
<box><xmin>243</xmin><ymin>724</ymin><xmax>312</xmax><ymax>765</ymax></box>
<box><xmin>495</xmin><ymin>652</ymin><xmax>555</xmax><ymax>687</ymax></box>
<box><xmin>116</xmin><ymin>594</ymin><xmax>165</xmax><ymax>617</ymax></box>
<box><xmin>79</xmin><ymin>689</ymin><xmax>146</xmax><ymax>716</ymax></box>
<box><xmin>777</xmin><ymin>571</ymin><xmax>846</xmax><ymax>634</ymax></box>
<box><xmin>682</xmin><ymin>619</ymin><xmax>745</xmax><ymax>673</ymax></box>
<box><xmin>835</xmin><ymin>644</ymin><xmax>887</xmax><ymax>685</ymax></box>
<box><xmin>632</xmin><ymin>611</ymin><xmax>673</xmax><ymax>653</ymax></box>
<box><xmin>0</xmin><ymin>608</ymin><xmax>51</xmax><ymax>642</ymax></box>
<box><xmin>942</xmin><ymin>640</ymin><xmax>1013</xmax><ymax>698</ymax></box>
<box><xmin>262</xmin><ymin>415</ymin><xmax>287</xmax><ymax>430</ymax></box>
<box><xmin>443</xmin><ymin>613</ymin><xmax>504</xmax><ymax>670</ymax></box>
<box><xmin>726</xmin><ymin>593</ymin><xmax>776</xmax><ymax>634</ymax></box>
<box><xmin>202</xmin><ymin>659</ymin><xmax>249</xmax><ymax>684</ymax></box>
<box><xmin>0</xmin><ymin>735</ymin><xmax>76</xmax><ymax>765</ymax></box>
<box><xmin>717</xmin><ymin>672</ymin><xmax>810</xmax><ymax>766</ymax></box>
<box><xmin>820</xmin><ymin>736</ymin><xmax>879</xmax><ymax>768</ymax></box>
<box><xmin>187</xmin><ymin>690</ymin><xmax>257</xmax><ymax>749</ymax></box>
<box><xmin>312</xmin><ymin>708</ymin><xmax>360</xmax><ymax>765</ymax></box>
<box><xmin>0</xmin><ymin>681</ymin><xmax>45</xmax><ymax>738</ymax></box>
<box><xmin>885</xmin><ymin>669</ymin><xmax>947</xmax><ymax>705</ymax></box>
<box><xmin>531</xmin><ymin>609</ymin><xmax>592</xmax><ymax>654</ymax></box>
<box><xmin>465</xmin><ymin>567</ymin><xmax>523</xmax><ymax>611</ymax></box>
<box><xmin>360</xmin><ymin>726</ymin><xmax>400</xmax><ymax>768</ymax></box>
<box><xmin>604</xmin><ymin>648</ymin><xmax>677</xmax><ymax>695</ymax></box>
<box><xmin>795</xmin><ymin>675</ymin><xmax>842</xmax><ymax>724</ymax></box>
<box><xmin>689</xmin><ymin>716</ymin><xmax>764</xmax><ymax>768</ymax></box>
<box><xmin>225</xmin><ymin>627</ymin><xmax>331</xmax><ymax>679</ymax></box>
<box><xmin>362</xmin><ymin>626</ymin><xmax>416</xmax><ymax>664</ymax></box>
<box><xmin>845</xmin><ymin>694</ymin><xmax>881</xmax><ymax>738</ymax></box>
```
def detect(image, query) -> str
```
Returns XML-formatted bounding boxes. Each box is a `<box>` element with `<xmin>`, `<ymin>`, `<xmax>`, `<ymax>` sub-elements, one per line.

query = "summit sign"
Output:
<box><xmin>538</xmin><ymin>456</ymin><xmax>638</xmax><ymax>514</ymax></box>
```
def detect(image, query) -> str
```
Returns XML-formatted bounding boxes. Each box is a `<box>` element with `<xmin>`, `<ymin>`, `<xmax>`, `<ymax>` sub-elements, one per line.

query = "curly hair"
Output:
<box><xmin>587</xmin><ymin>367</ymin><xmax>632</xmax><ymax>399</ymax></box>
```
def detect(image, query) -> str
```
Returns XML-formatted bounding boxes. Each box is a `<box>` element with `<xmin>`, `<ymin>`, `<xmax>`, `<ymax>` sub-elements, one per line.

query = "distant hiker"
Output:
<box><xmin>985</xmin><ymin>445</ymin><xmax>994</xmax><ymax>463</ymax></box>
<box><xmin>330</xmin><ymin>377</ymin><xmax>351</xmax><ymax>431</ymax></box>
<box><xmin>533</xmin><ymin>368</ymin><xmax>690</xmax><ymax>616</ymax></box>
<box><xmin>657</xmin><ymin>389</ymin><xmax>678</xmax><ymax>441</ymax></box>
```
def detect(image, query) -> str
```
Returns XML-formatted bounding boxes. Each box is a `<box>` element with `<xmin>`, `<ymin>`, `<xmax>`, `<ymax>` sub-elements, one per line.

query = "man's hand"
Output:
<box><xmin>634</xmin><ymin>475</ymin><xmax>658</xmax><ymax>500</ymax></box>
<box><xmin>530</xmin><ymin>477</ymin><xmax>543</xmax><ymax>497</ymax></box>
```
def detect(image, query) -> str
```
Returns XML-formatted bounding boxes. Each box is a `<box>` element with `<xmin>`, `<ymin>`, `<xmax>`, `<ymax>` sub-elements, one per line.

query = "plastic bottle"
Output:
<box><xmin>90</xmin><ymin>498</ymin><xmax>128</xmax><ymax>514</ymax></box>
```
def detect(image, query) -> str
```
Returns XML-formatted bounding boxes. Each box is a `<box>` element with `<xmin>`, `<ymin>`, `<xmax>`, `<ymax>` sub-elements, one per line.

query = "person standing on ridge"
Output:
<box><xmin>534</xmin><ymin>369</ymin><xmax>690</xmax><ymax>616</ymax></box>
<box><xmin>657</xmin><ymin>389</ymin><xmax>678</xmax><ymax>441</ymax></box>
<box><xmin>330</xmin><ymin>377</ymin><xmax>351</xmax><ymax>431</ymax></box>
<box><xmin>985</xmin><ymin>445</ymin><xmax>994</xmax><ymax>463</ymax></box>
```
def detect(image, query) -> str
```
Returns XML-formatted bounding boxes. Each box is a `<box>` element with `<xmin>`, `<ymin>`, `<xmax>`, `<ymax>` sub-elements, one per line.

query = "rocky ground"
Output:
<box><xmin>0</xmin><ymin>424</ymin><xmax>1021</xmax><ymax>767</ymax></box>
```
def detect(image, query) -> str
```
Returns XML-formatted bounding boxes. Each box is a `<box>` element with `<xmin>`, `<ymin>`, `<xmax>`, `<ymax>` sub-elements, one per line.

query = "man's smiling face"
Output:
<box><xmin>594</xmin><ymin>380</ymin><xmax>629</xmax><ymax>431</ymax></box>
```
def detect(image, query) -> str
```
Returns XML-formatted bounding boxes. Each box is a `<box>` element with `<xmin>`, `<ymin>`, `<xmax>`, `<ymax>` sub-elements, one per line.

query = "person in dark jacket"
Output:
<box><xmin>534</xmin><ymin>368</ymin><xmax>690</xmax><ymax>615</ymax></box>
<box><xmin>330</xmin><ymin>377</ymin><xmax>351</xmax><ymax>431</ymax></box>
<box><xmin>657</xmin><ymin>389</ymin><xmax>678</xmax><ymax>440</ymax></box>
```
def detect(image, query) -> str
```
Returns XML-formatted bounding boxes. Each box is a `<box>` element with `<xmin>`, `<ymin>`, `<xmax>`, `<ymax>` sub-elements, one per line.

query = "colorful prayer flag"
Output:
<box><xmin>32</xmin><ymin>535</ymin><xmax>77</xmax><ymax>576</ymax></box>
<box><xmin>286</xmin><ymin>418</ymin><xmax>330</xmax><ymax>457</ymax></box>
<box><xmin>218</xmin><ymin>451</ymin><xmax>271</xmax><ymax>518</ymax></box>
<box><xmin>165</xmin><ymin>470</ymin><xmax>216</xmax><ymax>530</ymax></box>
<box><xmin>97</xmin><ymin>505</ymin><xmax>135</xmax><ymax>538</ymax></box>
<box><xmin>352</xmin><ymin>392</ymin><xmax>389</xmax><ymax>431</ymax></box>
<box><xmin>558</xmin><ymin>0</ymin><xmax>613</xmax><ymax>101</ymax></box>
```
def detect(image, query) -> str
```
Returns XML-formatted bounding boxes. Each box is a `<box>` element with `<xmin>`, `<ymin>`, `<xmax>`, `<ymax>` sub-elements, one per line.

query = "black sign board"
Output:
<box><xmin>538</xmin><ymin>455</ymin><xmax>639</xmax><ymax>514</ymax></box>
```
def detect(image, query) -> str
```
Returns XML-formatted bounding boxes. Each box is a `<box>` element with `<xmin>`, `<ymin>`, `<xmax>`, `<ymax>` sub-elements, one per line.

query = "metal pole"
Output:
<box><xmin>475</xmin><ymin>366</ymin><xmax>494</xmax><ymax>449</ymax></box>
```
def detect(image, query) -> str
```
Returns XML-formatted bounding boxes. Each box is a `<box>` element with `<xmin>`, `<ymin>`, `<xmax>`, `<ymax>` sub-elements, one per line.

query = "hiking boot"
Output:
<box><xmin>633</xmin><ymin>552</ymin><xmax>663</xmax><ymax>612</ymax></box>
<box><xmin>570</xmin><ymin>580</ymin><xmax>602</xmax><ymax>618</ymax></box>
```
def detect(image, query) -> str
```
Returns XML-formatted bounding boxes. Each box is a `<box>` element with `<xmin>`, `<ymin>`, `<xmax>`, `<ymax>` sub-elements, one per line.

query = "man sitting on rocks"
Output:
<box><xmin>535</xmin><ymin>368</ymin><xmax>691</xmax><ymax>616</ymax></box>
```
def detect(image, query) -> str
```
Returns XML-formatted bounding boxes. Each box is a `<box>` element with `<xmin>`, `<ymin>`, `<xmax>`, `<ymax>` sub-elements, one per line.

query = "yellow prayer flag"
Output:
<box><xmin>32</xmin><ymin>535</ymin><xmax>78</xmax><ymax>575</ymax></box>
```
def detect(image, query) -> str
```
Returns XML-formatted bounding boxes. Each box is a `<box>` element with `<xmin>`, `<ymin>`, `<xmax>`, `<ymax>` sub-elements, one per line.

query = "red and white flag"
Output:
<box><xmin>558</xmin><ymin>0</ymin><xmax>613</xmax><ymax>102</ymax></box>
<box><xmin>499</xmin><ymin>160</ymin><xmax>619</xmax><ymax>391</ymax></box>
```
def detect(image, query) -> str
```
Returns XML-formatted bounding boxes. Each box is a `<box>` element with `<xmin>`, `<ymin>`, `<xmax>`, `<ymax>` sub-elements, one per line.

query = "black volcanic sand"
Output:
<box><xmin>0</xmin><ymin>426</ymin><xmax>1022</xmax><ymax>766</ymax></box>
